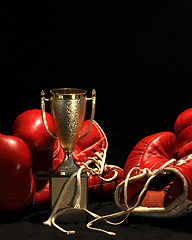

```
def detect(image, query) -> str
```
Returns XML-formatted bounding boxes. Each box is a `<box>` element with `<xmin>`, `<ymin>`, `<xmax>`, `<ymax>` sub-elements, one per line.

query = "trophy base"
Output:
<box><xmin>49</xmin><ymin>169</ymin><xmax>88</xmax><ymax>223</ymax></box>
<box><xmin>55</xmin><ymin>152</ymin><xmax>79</xmax><ymax>176</ymax></box>
<box><xmin>55</xmin><ymin>165</ymin><xmax>79</xmax><ymax>176</ymax></box>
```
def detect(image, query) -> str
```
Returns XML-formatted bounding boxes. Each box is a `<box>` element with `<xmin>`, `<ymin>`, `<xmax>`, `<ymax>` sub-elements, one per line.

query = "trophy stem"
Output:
<box><xmin>55</xmin><ymin>151</ymin><xmax>79</xmax><ymax>176</ymax></box>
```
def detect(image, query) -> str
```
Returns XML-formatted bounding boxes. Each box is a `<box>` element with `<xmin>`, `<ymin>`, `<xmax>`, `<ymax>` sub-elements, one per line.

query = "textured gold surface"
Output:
<box><xmin>50</xmin><ymin>90</ymin><xmax>86</xmax><ymax>151</ymax></box>
<box><xmin>41</xmin><ymin>88</ymin><xmax>96</xmax><ymax>175</ymax></box>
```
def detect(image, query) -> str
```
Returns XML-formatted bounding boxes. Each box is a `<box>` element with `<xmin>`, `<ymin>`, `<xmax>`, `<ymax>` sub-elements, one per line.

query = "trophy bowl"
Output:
<box><xmin>41</xmin><ymin>88</ymin><xmax>96</xmax><ymax>175</ymax></box>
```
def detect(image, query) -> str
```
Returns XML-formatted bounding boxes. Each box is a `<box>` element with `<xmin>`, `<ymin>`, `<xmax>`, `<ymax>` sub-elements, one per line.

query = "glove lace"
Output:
<box><xmin>43</xmin><ymin>145</ymin><xmax>122</xmax><ymax>235</ymax></box>
<box><xmin>43</xmin><ymin>152</ymin><xmax>176</xmax><ymax>235</ymax></box>
<box><xmin>86</xmin><ymin>158</ymin><xmax>177</xmax><ymax>235</ymax></box>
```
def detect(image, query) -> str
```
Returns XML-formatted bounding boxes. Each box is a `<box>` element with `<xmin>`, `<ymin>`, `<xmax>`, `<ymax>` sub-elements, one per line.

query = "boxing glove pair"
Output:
<box><xmin>0</xmin><ymin>109</ymin><xmax>123</xmax><ymax>212</ymax></box>
<box><xmin>116</xmin><ymin>108</ymin><xmax>192</xmax><ymax>218</ymax></box>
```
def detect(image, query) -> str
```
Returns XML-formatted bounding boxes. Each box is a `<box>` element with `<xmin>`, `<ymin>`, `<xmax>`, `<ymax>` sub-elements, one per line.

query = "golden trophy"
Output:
<box><xmin>41</xmin><ymin>88</ymin><xmax>96</xmax><ymax>223</ymax></box>
<box><xmin>41</xmin><ymin>88</ymin><xmax>96</xmax><ymax>175</ymax></box>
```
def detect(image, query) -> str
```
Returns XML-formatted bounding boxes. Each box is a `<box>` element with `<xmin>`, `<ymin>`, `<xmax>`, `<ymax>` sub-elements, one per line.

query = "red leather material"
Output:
<box><xmin>32</xmin><ymin>140</ymin><xmax>64</xmax><ymax>206</ymax></box>
<box><xmin>9</xmin><ymin>110</ymin><xmax>123</xmax><ymax>209</ymax></box>
<box><xmin>0</xmin><ymin>134</ymin><xmax>35</xmax><ymax>211</ymax></box>
<box><xmin>169</xmin><ymin>157</ymin><xmax>192</xmax><ymax>201</ymax></box>
<box><xmin>122</xmin><ymin>108</ymin><xmax>192</xmax><ymax>212</ymax></box>
<box><xmin>174</xmin><ymin>108</ymin><xmax>192</xmax><ymax>136</ymax></box>
<box><xmin>124</xmin><ymin>132</ymin><xmax>176</xmax><ymax>176</ymax></box>
<box><xmin>177</xmin><ymin>142</ymin><xmax>192</xmax><ymax>160</ymax></box>
<box><xmin>73</xmin><ymin>120</ymin><xmax>107</xmax><ymax>165</ymax></box>
<box><xmin>12</xmin><ymin>109</ymin><xmax>64</xmax><ymax>207</ymax></box>
<box><xmin>137</xmin><ymin>157</ymin><xmax>192</xmax><ymax>208</ymax></box>
<box><xmin>124</xmin><ymin>132</ymin><xmax>176</xmax><ymax>203</ymax></box>
<box><xmin>88</xmin><ymin>167</ymin><xmax>124</xmax><ymax>199</ymax></box>
<box><xmin>12</xmin><ymin>109</ymin><xmax>56</xmax><ymax>151</ymax></box>
<box><xmin>73</xmin><ymin>120</ymin><xmax>123</xmax><ymax>197</ymax></box>
<box><xmin>174</xmin><ymin>108</ymin><xmax>192</xmax><ymax>159</ymax></box>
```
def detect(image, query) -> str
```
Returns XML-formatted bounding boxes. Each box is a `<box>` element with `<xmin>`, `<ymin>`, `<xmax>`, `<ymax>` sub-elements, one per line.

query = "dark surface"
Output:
<box><xmin>1</xmin><ymin>201</ymin><xmax>192</xmax><ymax>240</ymax></box>
<box><xmin>2</xmin><ymin>2</ymin><xmax>192</xmax><ymax>239</ymax></box>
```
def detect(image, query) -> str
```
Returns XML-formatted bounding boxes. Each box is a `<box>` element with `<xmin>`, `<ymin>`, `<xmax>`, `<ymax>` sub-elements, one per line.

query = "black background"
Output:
<box><xmin>2</xmin><ymin>1</ymin><xmax>192</xmax><ymax>239</ymax></box>
<box><xmin>2</xmin><ymin>1</ymin><xmax>192</xmax><ymax>168</ymax></box>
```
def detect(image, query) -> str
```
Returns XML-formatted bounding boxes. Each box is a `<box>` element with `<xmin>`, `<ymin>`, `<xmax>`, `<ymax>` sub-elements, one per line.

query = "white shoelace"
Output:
<box><xmin>84</xmin><ymin>158</ymin><xmax>177</xmax><ymax>235</ymax></box>
<box><xmin>43</xmin><ymin>154</ymin><xmax>180</xmax><ymax>235</ymax></box>
<box><xmin>43</xmin><ymin>148</ymin><xmax>122</xmax><ymax>235</ymax></box>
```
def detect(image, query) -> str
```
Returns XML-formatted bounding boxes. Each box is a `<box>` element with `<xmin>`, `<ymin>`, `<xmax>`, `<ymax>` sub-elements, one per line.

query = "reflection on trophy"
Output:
<box><xmin>41</xmin><ymin>88</ymin><xmax>96</xmax><ymax>223</ymax></box>
<box><xmin>41</xmin><ymin>88</ymin><xmax>96</xmax><ymax>176</ymax></box>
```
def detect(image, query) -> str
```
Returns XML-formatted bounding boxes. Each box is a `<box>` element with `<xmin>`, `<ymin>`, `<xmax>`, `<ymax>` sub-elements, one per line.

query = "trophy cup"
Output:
<box><xmin>41</xmin><ymin>88</ymin><xmax>96</xmax><ymax>222</ymax></box>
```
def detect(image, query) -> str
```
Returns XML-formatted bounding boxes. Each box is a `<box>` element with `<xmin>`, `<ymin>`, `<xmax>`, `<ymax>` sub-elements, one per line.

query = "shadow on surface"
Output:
<box><xmin>2</xmin><ymin>201</ymin><xmax>192</xmax><ymax>236</ymax></box>
<box><xmin>124</xmin><ymin>214</ymin><xmax>192</xmax><ymax>234</ymax></box>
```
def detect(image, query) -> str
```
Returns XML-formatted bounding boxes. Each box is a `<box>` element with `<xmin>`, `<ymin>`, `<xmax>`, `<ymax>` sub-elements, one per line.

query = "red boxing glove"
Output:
<box><xmin>12</xmin><ymin>109</ymin><xmax>63</xmax><ymax>207</ymax></box>
<box><xmin>116</xmin><ymin>108</ymin><xmax>192</xmax><ymax>218</ymax></box>
<box><xmin>122</xmin><ymin>132</ymin><xmax>176</xmax><ymax>203</ymax></box>
<box><xmin>0</xmin><ymin>134</ymin><xmax>35</xmax><ymax>212</ymax></box>
<box><xmin>174</xmin><ymin>108</ymin><xmax>192</xmax><ymax>159</ymax></box>
<box><xmin>12</xmin><ymin>109</ymin><xmax>56</xmax><ymax>151</ymax></box>
<box><xmin>31</xmin><ymin>140</ymin><xmax>64</xmax><ymax>207</ymax></box>
<box><xmin>73</xmin><ymin>120</ymin><xmax>124</xmax><ymax>199</ymax></box>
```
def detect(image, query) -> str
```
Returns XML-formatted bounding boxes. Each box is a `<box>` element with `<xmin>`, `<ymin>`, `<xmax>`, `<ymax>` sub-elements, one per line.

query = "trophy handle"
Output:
<box><xmin>79</xmin><ymin>89</ymin><xmax>96</xmax><ymax>139</ymax></box>
<box><xmin>41</xmin><ymin>90</ymin><xmax>58</xmax><ymax>139</ymax></box>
